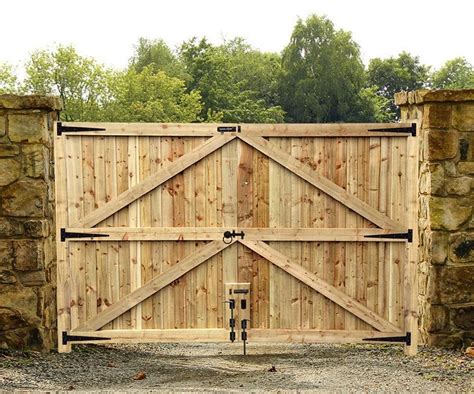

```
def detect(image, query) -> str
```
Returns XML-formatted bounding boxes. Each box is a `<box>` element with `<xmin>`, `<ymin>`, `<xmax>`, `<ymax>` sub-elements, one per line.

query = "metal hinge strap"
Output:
<box><xmin>364</xmin><ymin>229</ymin><xmax>413</xmax><ymax>243</ymax></box>
<box><xmin>62</xmin><ymin>331</ymin><xmax>111</xmax><ymax>345</ymax></box>
<box><xmin>57</xmin><ymin>122</ymin><xmax>106</xmax><ymax>136</ymax></box>
<box><xmin>363</xmin><ymin>332</ymin><xmax>411</xmax><ymax>346</ymax></box>
<box><xmin>60</xmin><ymin>228</ymin><xmax>110</xmax><ymax>242</ymax></box>
<box><xmin>368</xmin><ymin>123</ymin><xmax>416</xmax><ymax>137</ymax></box>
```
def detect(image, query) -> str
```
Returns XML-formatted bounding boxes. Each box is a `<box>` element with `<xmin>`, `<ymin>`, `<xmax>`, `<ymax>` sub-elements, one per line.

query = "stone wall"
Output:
<box><xmin>396</xmin><ymin>89</ymin><xmax>474</xmax><ymax>347</ymax></box>
<box><xmin>0</xmin><ymin>95</ymin><xmax>62</xmax><ymax>350</ymax></box>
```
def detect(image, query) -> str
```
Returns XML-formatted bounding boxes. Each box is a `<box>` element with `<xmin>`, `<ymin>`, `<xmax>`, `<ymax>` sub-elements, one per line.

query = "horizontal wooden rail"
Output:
<box><xmin>62</xmin><ymin>227</ymin><xmax>408</xmax><ymax>242</ymax></box>
<box><xmin>58</xmin><ymin>122</ymin><xmax>414</xmax><ymax>137</ymax></box>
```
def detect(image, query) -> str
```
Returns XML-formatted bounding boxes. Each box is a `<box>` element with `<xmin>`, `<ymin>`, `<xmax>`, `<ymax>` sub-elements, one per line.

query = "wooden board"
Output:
<box><xmin>55</xmin><ymin>122</ymin><xmax>418</xmax><ymax>355</ymax></box>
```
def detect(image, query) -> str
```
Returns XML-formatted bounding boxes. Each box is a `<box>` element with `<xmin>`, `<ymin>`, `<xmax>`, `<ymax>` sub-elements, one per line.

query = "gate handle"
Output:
<box><xmin>223</xmin><ymin>230</ymin><xmax>245</xmax><ymax>244</ymax></box>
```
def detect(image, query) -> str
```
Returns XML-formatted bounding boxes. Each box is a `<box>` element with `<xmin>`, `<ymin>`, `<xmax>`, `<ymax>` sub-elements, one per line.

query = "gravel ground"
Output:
<box><xmin>1</xmin><ymin>343</ymin><xmax>473</xmax><ymax>392</ymax></box>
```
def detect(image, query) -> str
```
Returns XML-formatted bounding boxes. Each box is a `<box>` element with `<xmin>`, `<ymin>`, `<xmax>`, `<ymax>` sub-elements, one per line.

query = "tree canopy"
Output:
<box><xmin>431</xmin><ymin>57</ymin><xmax>474</xmax><ymax>89</ymax></box>
<box><xmin>1</xmin><ymin>15</ymin><xmax>471</xmax><ymax>124</ymax></box>
<box><xmin>367</xmin><ymin>52</ymin><xmax>430</xmax><ymax>119</ymax></box>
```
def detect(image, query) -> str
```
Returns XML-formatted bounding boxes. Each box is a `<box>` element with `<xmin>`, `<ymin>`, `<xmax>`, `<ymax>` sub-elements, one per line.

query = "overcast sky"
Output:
<box><xmin>2</xmin><ymin>0</ymin><xmax>473</xmax><ymax>72</ymax></box>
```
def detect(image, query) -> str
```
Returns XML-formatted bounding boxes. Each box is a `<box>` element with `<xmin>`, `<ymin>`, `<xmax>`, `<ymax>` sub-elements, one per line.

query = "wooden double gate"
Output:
<box><xmin>54</xmin><ymin>122</ymin><xmax>418</xmax><ymax>354</ymax></box>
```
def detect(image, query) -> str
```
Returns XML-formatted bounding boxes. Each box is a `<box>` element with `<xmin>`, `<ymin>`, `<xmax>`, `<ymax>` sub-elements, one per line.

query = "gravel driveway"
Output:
<box><xmin>1</xmin><ymin>343</ymin><xmax>473</xmax><ymax>392</ymax></box>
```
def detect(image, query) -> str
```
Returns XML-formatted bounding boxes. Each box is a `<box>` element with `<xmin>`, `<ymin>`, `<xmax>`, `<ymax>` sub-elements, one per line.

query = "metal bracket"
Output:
<box><xmin>217</xmin><ymin>126</ymin><xmax>241</xmax><ymax>133</ymax></box>
<box><xmin>363</xmin><ymin>332</ymin><xmax>411</xmax><ymax>346</ymax></box>
<box><xmin>60</xmin><ymin>228</ymin><xmax>110</xmax><ymax>242</ymax></box>
<box><xmin>368</xmin><ymin>123</ymin><xmax>416</xmax><ymax>137</ymax></box>
<box><xmin>57</xmin><ymin>122</ymin><xmax>106</xmax><ymax>136</ymax></box>
<box><xmin>62</xmin><ymin>331</ymin><xmax>110</xmax><ymax>345</ymax></box>
<box><xmin>364</xmin><ymin>229</ymin><xmax>413</xmax><ymax>243</ymax></box>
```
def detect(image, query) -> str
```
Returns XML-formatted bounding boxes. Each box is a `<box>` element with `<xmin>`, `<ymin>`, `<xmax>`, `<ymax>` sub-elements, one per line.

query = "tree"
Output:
<box><xmin>279</xmin><ymin>15</ymin><xmax>366</xmax><ymax>122</ymax></box>
<box><xmin>179</xmin><ymin>37</ymin><xmax>285</xmax><ymax>122</ymax></box>
<box><xmin>129</xmin><ymin>38</ymin><xmax>188</xmax><ymax>80</ymax></box>
<box><xmin>102</xmin><ymin>66</ymin><xmax>202</xmax><ymax>122</ymax></box>
<box><xmin>0</xmin><ymin>63</ymin><xmax>19</xmax><ymax>94</ymax></box>
<box><xmin>367</xmin><ymin>52</ymin><xmax>430</xmax><ymax>118</ymax></box>
<box><xmin>431</xmin><ymin>57</ymin><xmax>474</xmax><ymax>89</ymax></box>
<box><xmin>23</xmin><ymin>45</ymin><xmax>112</xmax><ymax>121</ymax></box>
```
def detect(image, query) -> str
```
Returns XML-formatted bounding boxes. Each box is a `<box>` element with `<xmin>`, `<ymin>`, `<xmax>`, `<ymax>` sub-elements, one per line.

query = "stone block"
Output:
<box><xmin>430</xmin><ymin>197</ymin><xmax>472</xmax><ymax>231</ymax></box>
<box><xmin>8</xmin><ymin>113</ymin><xmax>47</xmax><ymax>143</ymax></box>
<box><xmin>452</xmin><ymin>306</ymin><xmax>474</xmax><ymax>330</ymax></box>
<box><xmin>0</xmin><ymin>217</ymin><xmax>23</xmax><ymax>237</ymax></box>
<box><xmin>0</xmin><ymin>144</ymin><xmax>20</xmax><ymax>157</ymax></box>
<box><xmin>429</xmin><ymin>163</ymin><xmax>445</xmax><ymax>195</ymax></box>
<box><xmin>22</xmin><ymin>144</ymin><xmax>47</xmax><ymax>179</ymax></box>
<box><xmin>0</xmin><ymin>158</ymin><xmax>21</xmax><ymax>186</ymax></box>
<box><xmin>0</xmin><ymin>285</ymin><xmax>38</xmax><ymax>323</ymax></box>
<box><xmin>426</xmin><ymin>332</ymin><xmax>463</xmax><ymax>348</ymax></box>
<box><xmin>457</xmin><ymin>162</ymin><xmax>474</xmax><ymax>175</ymax></box>
<box><xmin>0</xmin><ymin>95</ymin><xmax>62</xmax><ymax>111</ymax></box>
<box><xmin>18</xmin><ymin>270</ymin><xmax>46</xmax><ymax>287</ymax></box>
<box><xmin>23</xmin><ymin>219</ymin><xmax>49</xmax><ymax>238</ymax></box>
<box><xmin>0</xmin><ymin>241</ymin><xmax>14</xmax><ymax>268</ymax></box>
<box><xmin>423</xmin><ymin>104</ymin><xmax>453</xmax><ymax>128</ymax></box>
<box><xmin>453</xmin><ymin>103</ymin><xmax>474</xmax><ymax>131</ymax></box>
<box><xmin>0</xmin><ymin>115</ymin><xmax>5</xmax><ymax>136</ymax></box>
<box><xmin>431</xmin><ymin>231</ymin><xmax>448</xmax><ymax>264</ymax></box>
<box><xmin>445</xmin><ymin>176</ymin><xmax>472</xmax><ymax>196</ymax></box>
<box><xmin>0</xmin><ymin>179</ymin><xmax>47</xmax><ymax>217</ymax></box>
<box><xmin>428</xmin><ymin>129</ymin><xmax>459</xmax><ymax>160</ymax></box>
<box><xmin>439</xmin><ymin>266</ymin><xmax>474</xmax><ymax>304</ymax></box>
<box><xmin>0</xmin><ymin>269</ymin><xmax>17</xmax><ymax>284</ymax></box>
<box><xmin>425</xmin><ymin>305</ymin><xmax>449</xmax><ymax>332</ymax></box>
<box><xmin>449</xmin><ymin>232</ymin><xmax>474</xmax><ymax>263</ymax></box>
<box><xmin>0</xmin><ymin>307</ymin><xmax>28</xmax><ymax>331</ymax></box>
<box><xmin>13</xmin><ymin>240</ymin><xmax>44</xmax><ymax>271</ymax></box>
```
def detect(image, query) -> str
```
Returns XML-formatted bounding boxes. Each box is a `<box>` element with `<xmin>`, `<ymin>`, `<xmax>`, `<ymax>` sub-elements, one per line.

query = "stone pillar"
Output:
<box><xmin>0</xmin><ymin>95</ymin><xmax>62</xmax><ymax>350</ymax></box>
<box><xmin>396</xmin><ymin>89</ymin><xmax>474</xmax><ymax>347</ymax></box>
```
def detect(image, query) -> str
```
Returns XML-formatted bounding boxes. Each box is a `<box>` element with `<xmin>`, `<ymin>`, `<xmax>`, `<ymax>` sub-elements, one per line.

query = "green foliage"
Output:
<box><xmin>431</xmin><ymin>57</ymin><xmax>474</xmax><ymax>89</ymax></box>
<box><xmin>24</xmin><ymin>45</ymin><xmax>112</xmax><ymax>121</ymax></box>
<box><xmin>367</xmin><ymin>52</ymin><xmax>430</xmax><ymax>118</ymax></box>
<box><xmin>179</xmin><ymin>37</ymin><xmax>285</xmax><ymax>122</ymax></box>
<box><xmin>102</xmin><ymin>66</ymin><xmax>202</xmax><ymax>122</ymax></box>
<box><xmin>129</xmin><ymin>38</ymin><xmax>188</xmax><ymax>80</ymax></box>
<box><xmin>279</xmin><ymin>15</ymin><xmax>367</xmax><ymax>122</ymax></box>
<box><xmin>0</xmin><ymin>63</ymin><xmax>19</xmax><ymax>94</ymax></box>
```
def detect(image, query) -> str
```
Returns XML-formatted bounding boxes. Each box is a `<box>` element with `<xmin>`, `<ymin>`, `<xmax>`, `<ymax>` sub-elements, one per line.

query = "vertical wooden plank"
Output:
<box><xmin>378</xmin><ymin>137</ymin><xmax>390</xmax><ymax>320</ymax></box>
<box><xmin>311</xmin><ymin>138</ymin><xmax>325</xmax><ymax>329</ymax></box>
<box><xmin>193</xmin><ymin>137</ymin><xmax>207</xmax><ymax>329</ymax></box>
<box><xmin>149</xmin><ymin>136</ymin><xmax>163</xmax><ymax>329</ymax></box>
<box><xmin>114</xmin><ymin>137</ymin><xmax>130</xmax><ymax>329</ymax></box>
<box><xmin>160</xmin><ymin>136</ymin><xmax>174</xmax><ymax>328</ymax></box>
<box><xmin>138</xmin><ymin>136</ymin><xmax>153</xmax><ymax>328</ymax></box>
<box><xmin>345</xmin><ymin>137</ymin><xmax>358</xmax><ymax>330</ymax></box>
<box><xmin>334</xmin><ymin>137</ymin><xmax>347</xmax><ymax>330</ymax></box>
<box><xmin>268</xmin><ymin>138</ymin><xmax>281</xmax><ymax>329</ymax></box>
<box><xmin>254</xmin><ymin>149</ymin><xmax>270</xmax><ymax>328</ymax></box>
<box><xmin>367</xmin><ymin>137</ymin><xmax>381</xmax><ymax>319</ymax></box>
<box><xmin>82</xmin><ymin>136</ymin><xmax>95</xmax><ymax>323</ymax></box>
<box><xmin>172</xmin><ymin>138</ymin><xmax>186</xmax><ymax>328</ymax></box>
<box><xmin>323</xmin><ymin>138</ymin><xmax>335</xmax><ymax>329</ymax></box>
<box><xmin>54</xmin><ymin>130</ymin><xmax>71</xmax><ymax>352</ymax></box>
<box><xmin>404</xmin><ymin>134</ymin><xmax>419</xmax><ymax>355</ymax></box>
<box><xmin>290</xmin><ymin>137</ymin><xmax>302</xmax><ymax>329</ymax></box>
<box><xmin>65</xmin><ymin>136</ymin><xmax>83</xmax><ymax>330</ymax></box>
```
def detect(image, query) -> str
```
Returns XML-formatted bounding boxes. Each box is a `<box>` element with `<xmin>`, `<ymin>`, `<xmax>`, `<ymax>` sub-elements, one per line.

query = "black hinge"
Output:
<box><xmin>60</xmin><ymin>228</ymin><xmax>110</xmax><ymax>242</ymax></box>
<box><xmin>363</xmin><ymin>332</ymin><xmax>411</xmax><ymax>346</ymax></box>
<box><xmin>217</xmin><ymin>126</ymin><xmax>241</xmax><ymax>133</ymax></box>
<box><xmin>57</xmin><ymin>122</ymin><xmax>106</xmax><ymax>136</ymax></box>
<box><xmin>62</xmin><ymin>331</ymin><xmax>110</xmax><ymax>345</ymax></box>
<box><xmin>364</xmin><ymin>229</ymin><xmax>413</xmax><ymax>243</ymax></box>
<box><xmin>368</xmin><ymin>123</ymin><xmax>416</xmax><ymax>137</ymax></box>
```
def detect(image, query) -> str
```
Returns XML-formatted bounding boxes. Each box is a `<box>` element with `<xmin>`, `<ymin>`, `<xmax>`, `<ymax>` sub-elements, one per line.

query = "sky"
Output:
<box><xmin>1</xmin><ymin>0</ymin><xmax>473</xmax><ymax>73</ymax></box>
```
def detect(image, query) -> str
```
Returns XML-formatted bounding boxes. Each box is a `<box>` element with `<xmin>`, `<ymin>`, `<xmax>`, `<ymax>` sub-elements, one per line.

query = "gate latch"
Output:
<box><xmin>223</xmin><ymin>230</ymin><xmax>245</xmax><ymax>244</ymax></box>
